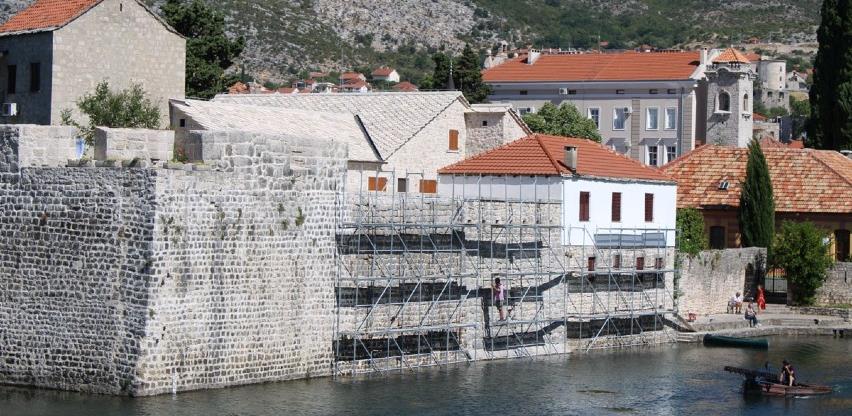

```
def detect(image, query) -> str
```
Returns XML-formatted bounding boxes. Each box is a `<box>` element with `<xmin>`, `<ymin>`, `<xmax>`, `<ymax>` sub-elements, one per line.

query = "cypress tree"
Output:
<box><xmin>738</xmin><ymin>140</ymin><xmax>775</xmax><ymax>249</ymax></box>
<box><xmin>808</xmin><ymin>0</ymin><xmax>852</xmax><ymax>150</ymax></box>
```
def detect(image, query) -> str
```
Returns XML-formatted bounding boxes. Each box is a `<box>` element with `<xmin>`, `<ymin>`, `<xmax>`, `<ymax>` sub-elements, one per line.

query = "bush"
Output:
<box><xmin>773</xmin><ymin>221</ymin><xmax>834</xmax><ymax>305</ymax></box>
<box><xmin>61</xmin><ymin>81</ymin><xmax>160</xmax><ymax>145</ymax></box>
<box><xmin>522</xmin><ymin>102</ymin><xmax>602</xmax><ymax>142</ymax></box>
<box><xmin>676</xmin><ymin>208</ymin><xmax>708</xmax><ymax>256</ymax></box>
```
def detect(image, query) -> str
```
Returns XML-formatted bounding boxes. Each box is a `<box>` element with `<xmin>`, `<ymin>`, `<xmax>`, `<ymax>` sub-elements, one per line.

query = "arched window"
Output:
<box><xmin>717</xmin><ymin>92</ymin><xmax>731</xmax><ymax>112</ymax></box>
<box><xmin>743</xmin><ymin>94</ymin><xmax>749</xmax><ymax>112</ymax></box>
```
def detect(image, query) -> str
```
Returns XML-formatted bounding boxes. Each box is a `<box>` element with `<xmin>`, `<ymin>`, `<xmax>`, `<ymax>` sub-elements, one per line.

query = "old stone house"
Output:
<box><xmin>661</xmin><ymin>144</ymin><xmax>852</xmax><ymax>261</ymax></box>
<box><xmin>210</xmin><ymin>91</ymin><xmax>530</xmax><ymax>194</ymax></box>
<box><xmin>0</xmin><ymin>0</ymin><xmax>185</xmax><ymax>126</ymax></box>
<box><xmin>371</xmin><ymin>66</ymin><xmax>400</xmax><ymax>83</ymax></box>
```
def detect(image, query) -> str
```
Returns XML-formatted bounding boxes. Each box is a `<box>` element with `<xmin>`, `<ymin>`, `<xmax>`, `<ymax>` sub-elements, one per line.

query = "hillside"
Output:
<box><xmin>0</xmin><ymin>0</ymin><xmax>821</xmax><ymax>84</ymax></box>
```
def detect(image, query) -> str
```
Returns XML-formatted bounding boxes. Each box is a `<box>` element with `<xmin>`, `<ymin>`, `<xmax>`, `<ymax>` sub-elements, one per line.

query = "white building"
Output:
<box><xmin>371</xmin><ymin>66</ymin><xmax>400</xmax><ymax>83</ymax></box>
<box><xmin>437</xmin><ymin>134</ymin><xmax>677</xmax><ymax>247</ymax></box>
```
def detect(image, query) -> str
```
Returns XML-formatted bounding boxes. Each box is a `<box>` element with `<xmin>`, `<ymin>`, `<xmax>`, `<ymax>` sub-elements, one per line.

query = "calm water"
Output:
<box><xmin>2</xmin><ymin>336</ymin><xmax>851</xmax><ymax>416</ymax></box>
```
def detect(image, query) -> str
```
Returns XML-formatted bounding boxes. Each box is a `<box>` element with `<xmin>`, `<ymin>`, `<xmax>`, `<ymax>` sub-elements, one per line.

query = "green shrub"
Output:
<box><xmin>773</xmin><ymin>221</ymin><xmax>833</xmax><ymax>305</ymax></box>
<box><xmin>676</xmin><ymin>208</ymin><xmax>708</xmax><ymax>256</ymax></box>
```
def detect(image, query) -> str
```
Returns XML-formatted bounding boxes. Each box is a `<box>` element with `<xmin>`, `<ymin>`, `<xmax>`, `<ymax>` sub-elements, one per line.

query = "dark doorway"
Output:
<box><xmin>709</xmin><ymin>226</ymin><xmax>726</xmax><ymax>249</ymax></box>
<box><xmin>835</xmin><ymin>229</ymin><xmax>850</xmax><ymax>261</ymax></box>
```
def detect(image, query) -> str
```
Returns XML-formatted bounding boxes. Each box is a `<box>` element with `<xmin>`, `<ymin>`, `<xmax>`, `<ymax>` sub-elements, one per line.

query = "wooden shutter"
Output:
<box><xmin>611</xmin><ymin>192</ymin><xmax>621</xmax><ymax>222</ymax></box>
<box><xmin>636</xmin><ymin>257</ymin><xmax>645</xmax><ymax>271</ymax></box>
<box><xmin>368</xmin><ymin>177</ymin><xmax>387</xmax><ymax>191</ymax></box>
<box><xmin>448</xmin><ymin>129</ymin><xmax>459</xmax><ymax>151</ymax></box>
<box><xmin>613</xmin><ymin>254</ymin><xmax>621</xmax><ymax>269</ymax></box>
<box><xmin>588</xmin><ymin>257</ymin><xmax>596</xmax><ymax>272</ymax></box>
<box><xmin>419</xmin><ymin>179</ymin><xmax>437</xmax><ymax>194</ymax></box>
<box><xmin>644</xmin><ymin>193</ymin><xmax>654</xmax><ymax>222</ymax></box>
<box><xmin>579</xmin><ymin>191</ymin><xmax>590</xmax><ymax>221</ymax></box>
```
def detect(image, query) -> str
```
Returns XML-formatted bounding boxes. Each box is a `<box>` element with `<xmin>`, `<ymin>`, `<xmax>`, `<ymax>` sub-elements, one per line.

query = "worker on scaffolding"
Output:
<box><xmin>493</xmin><ymin>277</ymin><xmax>506</xmax><ymax>322</ymax></box>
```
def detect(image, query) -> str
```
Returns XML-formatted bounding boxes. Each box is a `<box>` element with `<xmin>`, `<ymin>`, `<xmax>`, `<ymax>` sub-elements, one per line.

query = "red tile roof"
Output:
<box><xmin>753</xmin><ymin>112</ymin><xmax>767</xmax><ymax>122</ymax></box>
<box><xmin>744</xmin><ymin>52</ymin><xmax>762</xmax><ymax>62</ymax></box>
<box><xmin>438</xmin><ymin>134</ymin><xmax>674</xmax><ymax>182</ymax></box>
<box><xmin>713</xmin><ymin>47</ymin><xmax>751</xmax><ymax>64</ymax></box>
<box><xmin>661</xmin><ymin>145</ymin><xmax>852</xmax><ymax>213</ymax></box>
<box><xmin>393</xmin><ymin>81</ymin><xmax>419</xmax><ymax>92</ymax></box>
<box><xmin>482</xmin><ymin>51</ymin><xmax>700</xmax><ymax>83</ymax></box>
<box><xmin>372</xmin><ymin>66</ymin><xmax>396</xmax><ymax>77</ymax></box>
<box><xmin>0</xmin><ymin>0</ymin><xmax>101</xmax><ymax>34</ymax></box>
<box><xmin>340</xmin><ymin>72</ymin><xmax>365</xmax><ymax>80</ymax></box>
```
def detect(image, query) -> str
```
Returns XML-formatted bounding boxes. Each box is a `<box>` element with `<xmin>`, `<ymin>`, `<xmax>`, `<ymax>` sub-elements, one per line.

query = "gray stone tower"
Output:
<box><xmin>704</xmin><ymin>48</ymin><xmax>756</xmax><ymax>147</ymax></box>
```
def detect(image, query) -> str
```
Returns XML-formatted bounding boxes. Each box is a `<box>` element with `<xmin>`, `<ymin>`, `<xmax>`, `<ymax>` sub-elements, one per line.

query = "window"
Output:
<box><xmin>419</xmin><ymin>179</ymin><xmax>437</xmax><ymax>194</ymax></box>
<box><xmin>710</xmin><ymin>226</ymin><xmax>726</xmax><ymax>249</ymax></box>
<box><xmin>368</xmin><ymin>177</ymin><xmax>388</xmax><ymax>192</ymax></box>
<box><xmin>568</xmin><ymin>89</ymin><xmax>577</xmax><ymax>95</ymax></box>
<box><xmin>616</xmin><ymin>89</ymin><xmax>625</xmax><ymax>94</ymax></box>
<box><xmin>636</xmin><ymin>257</ymin><xmax>645</xmax><ymax>271</ymax></box>
<box><xmin>655</xmin><ymin>257</ymin><xmax>664</xmax><ymax>270</ymax></box>
<box><xmin>666</xmin><ymin>145</ymin><xmax>677</xmax><ymax>163</ymax></box>
<box><xmin>397</xmin><ymin>178</ymin><xmax>408</xmax><ymax>193</ymax></box>
<box><xmin>743</xmin><ymin>94</ymin><xmax>749</xmax><ymax>112</ymax></box>
<box><xmin>448</xmin><ymin>129</ymin><xmax>459</xmax><ymax>151</ymax></box>
<box><xmin>588</xmin><ymin>257</ymin><xmax>596</xmax><ymax>272</ymax></box>
<box><xmin>520</xmin><ymin>90</ymin><xmax>528</xmax><ymax>95</ymax></box>
<box><xmin>613</xmin><ymin>108</ymin><xmax>627</xmax><ymax>130</ymax></box>
<box><xmin>587</xmin><ymin>108</ymin><xmax>600</xmax><ymax>129</ymax></box>
<box><xmin>29</xmin><ymin>62</ymin><xmax>40</xmax><ymax>92</ymax></box>
<box><xmin>613</xmin><ymin>254</ymin><xmax>622</xmax><ymax>269</ymax></box>
<box><xmin>647</xmin><ymin>146</ymin><xmax>658</xmax><ymax>166</ymax></box>
<box><xmin>767</xmin><ymin>91</ymin><xmax>773</xmax><ymax>98</ymax></box>
<box><xmin>481</xmin><ymin>120</ymin><xmax>488</xmax><ymax>127</ymax></box>
<box><xmin>664</xmin><ymin>107</ymin><xmax>676</xmax><ymax>130</ymax></box>
<box><xmin>518</xmin><ymin>107</ymin><xmax>533</xmax><ymax>115</ymax></box>
<box><xmin>649</xmin><ymin>89</ymin><xmax>658</xmax><ymax>94</ymax></box>
<box><xmin>579</xmin><ymin>191</ymin><xmax>590</xmax><ymax>221</ymax></box>
<box><xmin>717</xmin><ymin>92</ymin><xmax>730</xmax><ymax>112</ymax></box>
<box><xmin>644</xmin><ymin>193</ymin><xmax>654</xmax><ymax>222</ymax></box>
<box><xmin>646</xmin><ymin>107</ymin><xmax>659</xmax><ymax>130</ymax></box>
<box><xmin>6</xmin><ymin>65</ymin><xmax>16</xmax><ymax>94</ymax></box>
<box><xmin>611</xmin><ymin>192</ymin><xmax>621</xmax><ymax>222</ymax></box>
<box><xmin>667</xmin><ymin>88</ymin><xmax>677</xmax><ymax>94</ymax></box>
<box><xmin>179</xmin><ymin>118</ymin><xmax>186</xmax><ymax>127</ymax></box>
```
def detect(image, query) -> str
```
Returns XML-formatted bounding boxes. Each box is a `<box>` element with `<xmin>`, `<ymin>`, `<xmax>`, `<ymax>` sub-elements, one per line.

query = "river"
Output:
<box><xmin>2</xmin><ymin>336</ymin><xmax>850</xmax><ymax>416</ymax></box>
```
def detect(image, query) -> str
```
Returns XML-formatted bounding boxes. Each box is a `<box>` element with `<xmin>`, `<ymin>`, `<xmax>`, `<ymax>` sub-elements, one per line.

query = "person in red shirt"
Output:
<box><xmin>757</xmin><ymin>284</ymin><xmax>767</xmax><ymax>312</ymax></box>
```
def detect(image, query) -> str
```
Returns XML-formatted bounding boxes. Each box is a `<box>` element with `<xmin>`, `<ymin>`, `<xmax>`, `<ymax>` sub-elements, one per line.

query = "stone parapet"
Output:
<box><xmin>94</xmin><ymin>127</ymin><xmax>174</xmax><ymax>162</ymax></box>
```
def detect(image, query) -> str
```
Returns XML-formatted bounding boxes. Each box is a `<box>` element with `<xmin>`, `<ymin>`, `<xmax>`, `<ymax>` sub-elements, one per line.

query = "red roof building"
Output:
<box><xmin>661</xmin><ymin>144</ymin><xmax>852</xmax><ymax>258</ymax></box>
<box><xmin>393</xmin><ymin>81</ymin><xmax>419</xmax><ymax>92</ymax></box>
<box><xmin>0</xmin><ymin>0</ymin><xmax>100</xmax><ymax>34</ymax></box>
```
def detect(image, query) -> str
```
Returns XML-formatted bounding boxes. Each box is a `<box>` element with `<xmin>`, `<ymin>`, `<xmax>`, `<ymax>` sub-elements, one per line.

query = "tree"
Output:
<box><xmin>808</xmin><ymin>0</ymin><xmax>852</xmax><ymax>150</ymax></box>
<box><xmin>790</xmin><ymin>96</ymin><xmax>811</xmax><ymax>139</ymax></box>
<box><xmin>419</xmin><ymin>52</ymin><xmax>451</xmax><ymax>91</ymax></box>
<box><xmin>522</xmin><ymin>102</ymin><xmax>603</xmax><ymax>142</ymax></box>
<box><xmin>162</xmin><ymin>0</ymin><xmax>245</xmax><ymax>99</ymax></box>
<box><xmin>455</xmin><ymin>44</ymin><xmax>491</xmax><ymax>103</ymax></box>
<box><xmin>676</xmin><ymin>208</ymin><xmax>709</xmax><ymax>256</ymax></box>
<box><xmin>61</xmin><ymin>81</ymin><xmax>160</xmax><ymax>145</ymax></box>
<box><xmin>773</xmin><ymin>221</ymin><xmax>833</xmax><ymax>305</ymax></box>
<box><xmin>738</xmin><ymin>139</ymin><xmax>775</xmax><ymax>250</ymax></box>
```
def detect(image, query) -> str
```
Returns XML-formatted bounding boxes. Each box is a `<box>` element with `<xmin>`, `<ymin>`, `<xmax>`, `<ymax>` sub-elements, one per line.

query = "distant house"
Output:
<box><xmin>752</xmin><ymin>112</ymin><xmax>780</xmax><ymax>140</ymax></box>
<box><xmin>340</xmin><ymin>80</ymin><xmax>370</xmax><ymax>93</ymax></box>
<box><xmin>393</xmin><ymin>81</ymin><xmax>419</xmax><ymax>92</ymax></box>
<box><xmin>309</xmin><ymin>71</ymin><xmax>328</xmax><ymax>79</ymax></box>
<box><xmin>274</xmin><ymin>87</ymin><xmax>299</xmax><ymax>94</ymax></box>
<box><xmin>211</xmin><ymin>91</ymin><xmax>530</xmax><ymax>194</ymax></box>
<box><xmin>786</xmin><ymin>71</ymin><xmax>809</xmax><ymax>93</ymax></box>
<box><xmin>291</xmin><ymin>79</ymin><xmax>317</xmax><ymax>91</ymax></box>
<box><xmin>371</xmin><ymin>66</ymin><xmax>400</xmax><ymax>83</ymax></box>
<box><xmin>339</xmin><ymin>72</ymin><xmax>366</xmax><ymax>84</ymax></box>
<box><xmin>438</xmin><ymin>134</ymin><xmax>678</xmax><ymax>247</ymax></box>
<box><xmin>661</xmin><ymin>144</ymin><xmax>852</xmax><ymax>261</ymax></box>
<box><xmin>313</xmin><ymin>82</ymin><xmax>336</xmax><ymax>93</ymax></box>
<box><xmin>0</xmin><ymin>0</ymin><xmax>185</xmax><ymax>126</ymax></box>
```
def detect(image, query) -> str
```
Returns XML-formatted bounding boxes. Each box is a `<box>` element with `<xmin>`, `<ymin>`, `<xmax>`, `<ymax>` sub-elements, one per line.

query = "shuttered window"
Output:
<box><xmin>655</xmin><ymin>257</ymin><xmax>664</xmax><ymax>270</ymax></box>
<box><xmin>368</xmin><ymin>177</ymin><xmax>387</xmax><ymax>191</ymax></box>
<box><xmin>611</xmin><ymin>192</ymin><xmax>621</xmax><ymax>222</ymax></box>
<box><xmin>588</xmin><ymin>257</ymin><xmax>596</xmax><ymax>272</ymax></box>
<box><xmin>579</xmin><ymin>191</ymin><xmax>590</xmax><ymax>221</ymax></box>
<box><xmin>636</xmin><ymin>257</ymin><xmax>645</xmax><ymax>271</ymax></box>
<box><xmin>448</xmin><ymin>129</ymin><xmax>459</xmax><ymax>151</ymax></box>
<box><xmin>644</xmin><ymin>193</ymin><xmax>654</xmax><ymax>222</ymax></box>
<box><xmin>419</xmin><ymin>179</ymin><xmax>437</xmax><ymax>194</ymax></box>
<box><xmin>613</xmin><ymin>254</ymin><xmax>622</xmax><ymax>269</ymax></box>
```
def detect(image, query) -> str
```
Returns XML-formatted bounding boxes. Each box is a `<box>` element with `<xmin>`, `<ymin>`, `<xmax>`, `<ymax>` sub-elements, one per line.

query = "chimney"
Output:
<box><xmin>841</xmin><ymin>149</ymin><xmax>852</xmax><ymax>159</ymax></box>
<box><xmin>564</xmin><ymin>146</ymin><xmax>577</xmax><ymax>171</ymax></box>
<box><xmin>527</xmin><ymin>48</ymin><xmax>541</xmax><ymax>65</ymax></box>
<box><xmin>700</xmin><ymin>48</ymin><xmax>709</xmax><ymax>67</ymax></box>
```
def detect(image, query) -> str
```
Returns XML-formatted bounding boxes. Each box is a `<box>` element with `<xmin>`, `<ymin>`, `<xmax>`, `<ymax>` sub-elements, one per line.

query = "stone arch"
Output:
<box><xmin>743</xmin><ymin>93</ymin><xmax>749</xmax><ymax>112</ymax></box>
<box><xmin>717</xmin><ymin>91</ymin><xmax>731</xmax><ymax>112</ymax></box>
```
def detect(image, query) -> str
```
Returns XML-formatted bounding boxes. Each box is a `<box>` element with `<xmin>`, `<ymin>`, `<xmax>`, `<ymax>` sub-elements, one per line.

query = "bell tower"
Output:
<box><xmin>705</xmin><ymin>48</ymin><xmax>756</xmax><ymax>147</ymax></box>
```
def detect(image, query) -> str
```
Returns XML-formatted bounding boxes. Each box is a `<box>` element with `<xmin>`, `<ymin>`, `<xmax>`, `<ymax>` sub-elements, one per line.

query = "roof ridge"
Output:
<box><xmin>384</xmin><ymin>94</ymin><xmax>464</xmax><ymax>158</ymax></box>
<box><xmin>535</xmin><ymin>134</ymin><xmax>566</xmax><ymax>174</ymax></box>
<box><xmin>809</xmin><ymin>149</ymin><xmax>852</xmax><ymax>187</ymax></box>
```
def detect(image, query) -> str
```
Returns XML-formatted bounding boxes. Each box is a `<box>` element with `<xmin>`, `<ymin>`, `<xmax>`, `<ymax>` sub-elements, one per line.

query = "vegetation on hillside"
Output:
<box><xmin>808</xmin><ymin>0</ymin><xmax>852</xmax><ymax>150</ymax></box>
<box><xmin>420</xmin><ymin>46</ymin><xmax>491</xmax><ymax>102</ymax></box>
<box><xmin>773</xmin><ymin>221</ymin><xmax>833</xmax><ymax>305</ymax></box>
<box><xmin>738</xmin><ymin>139</ymin><xmax>775</xmax><ymax>251</ymax></box>
<box><xmin>60</xmin><ymin>81</ymin><xmax>160</xmax><ymax>145</ymax></box>
<box><xmin>522</xmin><ymin>103</ymin><xmax>602</xmax><ymax>142</ymax></box>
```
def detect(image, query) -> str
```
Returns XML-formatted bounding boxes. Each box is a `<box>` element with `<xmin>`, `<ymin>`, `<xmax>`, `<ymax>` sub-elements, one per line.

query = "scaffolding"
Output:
<box><xmin>333</xmin><ymin>171</ymin><xmax>679</xmax><ymax>376</ymax></box>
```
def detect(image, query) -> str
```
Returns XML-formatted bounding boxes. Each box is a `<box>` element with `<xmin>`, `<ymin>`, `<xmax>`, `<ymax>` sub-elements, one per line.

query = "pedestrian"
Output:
<box><xmin>734</xmin><ymin>292</ymin><xmax>743</xmax><ymax>314</ymax></box>
<box><xmin>744</xmin><ymin>301</ymin><xmax>759</xmax><ymax>327</ymax></box>
<box><xmin>757</xmin><ymin>284</ymin><xmax>766</xmax><ymax>312</ymax></box>
<box><xmin>493</xmin><ymin>277</ymin><xmax>505</xmax><ymax>321</ymax></box>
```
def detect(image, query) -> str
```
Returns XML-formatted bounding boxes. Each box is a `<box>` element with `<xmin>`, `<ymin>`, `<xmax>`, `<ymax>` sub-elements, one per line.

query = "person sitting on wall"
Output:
<box><xmin>493</xmin><ymin>277</ymin><xmax>506</xmax><ymax>322</ymax></box>
<box><xmin>745</xmin><ymin>301</ymin><xmax>759</xmax><ymax>327</ymax></box>
<box><xmin>780</xmin><ymin>360</ymin><xmax>796</xmax><ymax>386</ymax></box>
<box><xmin>735</xmin><ymin>292</ymin><xmax>743</xmax><ymax>314</ymax></box>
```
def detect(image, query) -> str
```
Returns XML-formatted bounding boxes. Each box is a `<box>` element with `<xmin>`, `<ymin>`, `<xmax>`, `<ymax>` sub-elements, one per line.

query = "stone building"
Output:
<box><xmin>0</xmin><ymin>0</ymin><xmax>185</xmax><ymax>126</ymax></box>
<box><xmin>211</xmin><ymin>92</ymin><xmax>529</xmax><ymax>194</ymax></box>
<box><xmin>704</xmin><ymin>48</ymin><xmax>755</xmax><ymax>147</ymax></box>
<box><xmin>661</xmin><ymin>144</ymin><xmax>852</xmax><ymax>261</ymax></box>
<box><xmin>482</xmin><ymin>47</ymin><xmax>759</xmax><ymax>165</ymax></box>
<box><xmin>755</xmin><ymin>58</ymin><xmax>789</xmax><ymax>111</ymax></box>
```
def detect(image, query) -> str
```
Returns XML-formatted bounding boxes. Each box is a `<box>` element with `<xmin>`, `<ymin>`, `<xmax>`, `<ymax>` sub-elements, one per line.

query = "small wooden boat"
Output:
<box><xmin>724</xmin><ymin>366</ymin><xmax>833</xmax><ymax>396</ymax></box>
<box><xmin>703</xmin><ymin>334</ymin><xmax>769</xmax><ymax>349</ymax></box>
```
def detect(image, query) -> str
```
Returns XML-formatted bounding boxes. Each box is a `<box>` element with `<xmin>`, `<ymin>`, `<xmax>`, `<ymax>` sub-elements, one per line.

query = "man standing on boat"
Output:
<box><xmin>780</xmin><ymin>360</ymin><xmax>796</xmax><ymax>386</ymax></box>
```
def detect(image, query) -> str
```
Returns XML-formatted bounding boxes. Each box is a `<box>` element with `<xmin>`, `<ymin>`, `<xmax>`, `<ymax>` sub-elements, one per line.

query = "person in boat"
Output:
<box><xmin>780</xmin><ymin>360</ymin><xmax>796</xmax><ymax>386</ymax></box>
<box><xmin>756</xmin><ymin>284</ymin><xmax>766</xmax><ymax>313</ymax></box>
<box><xmin>492</xmin><ymin>278</ymin><xmax>505</xmax><ymax>321</ymax></box>
<box><xmin>744</xmin><ymin>301</ymin><xmax>759</xmax><ymax>327</ymax></box>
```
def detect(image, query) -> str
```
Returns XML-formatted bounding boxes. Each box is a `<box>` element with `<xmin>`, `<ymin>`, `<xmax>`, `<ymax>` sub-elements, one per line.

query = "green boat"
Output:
<box><xmin>703</xmin><ymin>334</ymin><xmax>769</xmax><ymax>349</ymax></box>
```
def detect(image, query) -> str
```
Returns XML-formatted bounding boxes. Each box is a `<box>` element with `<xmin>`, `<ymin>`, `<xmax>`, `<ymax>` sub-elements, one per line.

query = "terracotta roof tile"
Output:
<box><xmin>371</xmin><ymin>67</ymin><xmax>395</xmax><ymax>76</ymax></box>
<box><xmin>393</xmin><ymin>81</ymin><xmax>419</xmax><ymax>92</ymax></box>
<box><xmin>744</xmin><ymin>52</ymin><xmax>762</xmax><ymax>62</ymax></box>
<box><xmin>438</xmin><ymin>134</ymin><xmax>673</xmax><ymax>182</ymax></box>
<box><xmin>713</xmin><ymin>47</ymin><xmax>751</xmax><ymax>64</ymax></box>
<box><xmin>0</xmin><ymin>0</ymin><xmax>101</xmax><ymax>34</ymax></box>
<box><xmin>482</xmin><ymin>51</ymin><xmax>700</xmax><ymax>83</ymax></box>
<box><xmin>661</xmin><ymin>145</ymin><xmax>852</xmax><ymax>213</ymax></box>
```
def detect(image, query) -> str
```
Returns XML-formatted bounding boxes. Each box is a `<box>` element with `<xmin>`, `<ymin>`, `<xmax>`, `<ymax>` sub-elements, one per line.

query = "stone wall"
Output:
<box><xmin>94</xmin><ymin>127</ymin><xmax>174</xmax><ymax>162</ymax></box>
<box><xmin>0</xmin><ymin>128</ymin><xmax>347</xmax><ymax>395</ymax></box>
<box><xmin>816</xmin><ymin>262</ymin><xmax>852</xmax><ymax>305</ymax></box>
<box><xmin>677</xmin><ymin>247</ymin><xmax>766</xmax><ymax>316</ymax></box>
<box><xmin>1</xmin><ymin>125</ymin><xmax>81</xmax><ymax>168</ymax></box>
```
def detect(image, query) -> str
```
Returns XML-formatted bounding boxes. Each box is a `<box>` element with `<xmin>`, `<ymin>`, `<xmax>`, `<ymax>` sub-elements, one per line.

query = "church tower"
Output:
<box><xmin>704</xmin><ymin>48</ymin><xmax>756</xmax><ymax>147</ymax></box>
